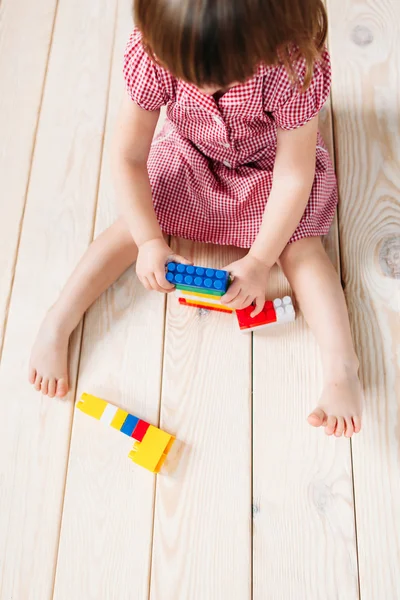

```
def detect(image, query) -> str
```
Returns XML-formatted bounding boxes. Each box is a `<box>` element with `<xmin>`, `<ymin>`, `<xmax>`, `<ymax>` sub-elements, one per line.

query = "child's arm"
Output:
<box><xmin>249</xmin><ymin>116</ymin><xmax>318</xmax><ymax>266</ymax></box>
<box><xmin>222</xmin><ymin>116</ymin><xmax>318</xmax><ymax>315</ymax></box>
<box><xmin>111</xmin><ymin>95</ymin><xmax>190</xmax><ymax>292</ymax></box>
<box><xmin>111</xmin><ymin>95</ymin><xmax>163</xmax><ymax>247</ymax></box>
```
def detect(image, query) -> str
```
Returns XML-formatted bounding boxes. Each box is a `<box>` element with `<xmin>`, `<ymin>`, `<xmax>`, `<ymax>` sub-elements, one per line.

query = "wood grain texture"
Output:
<box><xmin>252</xmin><ymin>53</ymin><xmax>359</xmax><ymax>599</ymax></box>
<box><xmin>150</xmin><ymin>240</ymin><xmax>252</xmax><ymax>600</ymax></box>
<box><xmin>0</xmin><ymin>0</ymin><xmax>116</xmax><ymax>597</ymax></box>
<box><xmin>327</xmin><ymin>0</ymin><xmax>400</xmax><ymax>597</ymax></box>
<box><xmin>53</xmin><ymin>4</ymin><xmax>166</xmax><ymax>599</ymax></box>
<box><xmin>0</xmin><ymin>0</ymin><xmax>58</xmax><ymax>351</ymax></box>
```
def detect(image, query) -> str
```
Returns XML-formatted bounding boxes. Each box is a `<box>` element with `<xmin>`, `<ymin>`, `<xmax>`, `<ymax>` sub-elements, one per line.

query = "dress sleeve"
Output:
<box><xmin>123</xmin><ymin>28</ymin><xmax>167</xmax><ymax>110</ymax></box>
<box><xmin>272</xmin><ymin>48</ymin><xmax>331</xmax><ymax>130</ymax></box>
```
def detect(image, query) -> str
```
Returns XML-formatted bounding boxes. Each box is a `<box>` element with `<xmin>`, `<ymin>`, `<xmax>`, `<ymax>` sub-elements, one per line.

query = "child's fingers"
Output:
<box><xmin>225</xmin><ymin>290</ymin><xmax>248</xmax><ymax>310</ymax></box>
<box><xmin>169</xmin><ymin>254</ymin><xmax>193</xmax><ymax>266</ymax></box>
<box><xmin>238</xmin><ymin>295</ymin><xmax>253</xmax><ymax>310</ymax></box>
<box><xmin>155</xmin><ymin>270</ymin><xmax>175</xmax><ymax>291</ymax></box>
<box><xmin>140</xmin><ymin>276</ymin><xmax>152</xmax><ymax>291</ymax></box>
<box><xmin>221</xmin><ymin>280</ymin><xmax>241</xmax><ymax>304</ymax></box>
<box><xmin>148</xmin><ymin>273</ymin><xmax>169</xmax><ymax>293</ymax></box>
<box><xmin>250</xmin><ymin>295</ymin><xmax>265</xmax><ymax>318</ymax></box>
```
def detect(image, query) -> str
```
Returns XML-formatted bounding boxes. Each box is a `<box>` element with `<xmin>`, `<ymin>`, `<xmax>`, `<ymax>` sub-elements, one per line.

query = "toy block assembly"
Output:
<box><xmin>167</xmin><ymin>261</ymin><xmax>295</xmax><ymax>332</ymax></box>
<box><xmin>166</xmin><ymin>261</ymin><xmax>231</xmax><ymax>313</ymax></box>
<box><xmin>236</xmin><ymin>297</ymin><xmax>295</xmax><ymax>332</ymax></box>
<box><xmin>76</xmin><ymin>393</ymin><xmax>175</xmax><ymax>473</ymax></box>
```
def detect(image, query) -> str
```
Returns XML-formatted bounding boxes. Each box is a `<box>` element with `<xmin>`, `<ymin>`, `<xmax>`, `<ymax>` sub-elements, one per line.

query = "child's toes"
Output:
<box><xmin>325</xmin><ymin>415</ymin><xmax>337</xmax><ymax>436</ymax></box>
<box><xmin>41</xmin><ymin>378</ymin><xmax>49</xmax><ymax>395</ymax></box>
<box><xmin>56</xmin><ymin>378</ymin><xmax>69</xmax><ymax>398</ymax></box>
<box><xmin>48</xmin><ymin>379</ymin><xmax>57</xmax><ymax>398</ymax></box>
<box><xmin>335</xmin><ymin>416</ymin><xmax>345</xmax><ymax>437</ymax></box>
<box><xmin>353</xmin><ymin>415</ymin><xmax>362</xmax><ymax>433</ymax></box>
<box><xmin>344</xmin><ymin>417</ymin><xmax>354</xmax><ymax>438</ymax></box>
<box><xmin>29</xmin><ymin>368</ymin><xmax>37</xmax><ymax>385</ymax></box>
<box><xmin>34</xmin><ymin>374</ymin><xmax>43</xmax><ymax>391</ymax></box>
<box><xmin>307</xmin><ymin>408</ymin><xmax>327</xmax><ymax>427</ymax></box>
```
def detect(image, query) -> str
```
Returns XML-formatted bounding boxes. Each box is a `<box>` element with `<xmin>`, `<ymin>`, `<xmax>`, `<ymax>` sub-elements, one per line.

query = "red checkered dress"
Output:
<box><xmin>123</xmin><ymin>28</ymin><xmax>337</xmax><ymax>248</ymax></box>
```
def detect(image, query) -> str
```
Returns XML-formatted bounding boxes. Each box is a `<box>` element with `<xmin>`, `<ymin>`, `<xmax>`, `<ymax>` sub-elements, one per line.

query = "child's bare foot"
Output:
<box><xmin>29</xmin><ymin>309</ymin><xmax>71</xmax><ymax>398</ymax></box>
<box><xmin>307</xmin><ymin>364</ymin><xmax>363</xmax><ymax>438</ymax></box>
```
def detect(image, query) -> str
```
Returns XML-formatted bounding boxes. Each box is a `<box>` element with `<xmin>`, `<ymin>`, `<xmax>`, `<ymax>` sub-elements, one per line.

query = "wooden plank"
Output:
<box><xmin>252</xmin><ymin>83</ymin><xmax>359</xmax><ymax>599</ymax></box>
<box><xmin>0</xmin><ymin>0</ymin><xmax>117</xmax><ymax>597</ymax></box>
<box><xmin>252</xmin><ymin>286</ymin><xmax>359</xmax><ymax>599</ymax></box>
<box><xmin>0</xmin><ymin>0</ymin><xmax>58</xmax><ymax>351</ymax></box>
<box><xmin>327</xmin><ymin>0</ymin><xmax>400</xmax><ymax>597</ymax></box>
<box><xmin>150</xmin><ymin>240</ymin><xmax>252</xmax><ymax>600</ymax></box>
<box><xmin>53</xmin><ymin>3</ymin><xmax>166</xmax><ymax>598</ymax></box>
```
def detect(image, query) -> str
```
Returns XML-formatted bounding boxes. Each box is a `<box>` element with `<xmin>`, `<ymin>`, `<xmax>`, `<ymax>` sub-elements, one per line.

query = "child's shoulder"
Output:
<box><xmin>259</xmin><ymin>47</ymin><xmax>331</xmax><ymax>112</ymax></box>
<box><xmin>123</xmin><ymin>27</ymin><xmax>176</xmax><ymax>109</ymax></box>
<box><xmin>124</xmin><ymin>28</ymin><xmax>176</xmax><ymax>81</ymax></box>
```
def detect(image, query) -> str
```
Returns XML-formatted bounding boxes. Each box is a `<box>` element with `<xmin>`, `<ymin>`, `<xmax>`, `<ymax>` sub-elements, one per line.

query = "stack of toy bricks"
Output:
<box><xmin>166</xmin><ymin>262</ymin><xmax>233</xmax><ymax>313</ymax></box>
<box><xmin>235</xmin><ymin>296</ymin><xmax>295</xmax><ymax>332</ymax></box>
<box><xmin>76</xmin><ymin>393</ymin><xmax>175</xmax><ymax>473</ymax></box>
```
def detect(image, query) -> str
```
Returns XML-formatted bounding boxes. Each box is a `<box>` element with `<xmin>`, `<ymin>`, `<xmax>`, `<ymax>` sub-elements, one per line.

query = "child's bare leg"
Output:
<box><xmin>29</xmin><ymin>218</ymin><xmax>138</xmax><ymax>398</ymax></box>
<box><xmin>279</xmin><ymin>236</ymin><xmax>363</xmax><ymax>438</ymax></box>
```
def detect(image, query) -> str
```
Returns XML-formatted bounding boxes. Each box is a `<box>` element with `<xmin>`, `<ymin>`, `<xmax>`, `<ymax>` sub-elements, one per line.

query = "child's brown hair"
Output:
<box><xmin>134</xmin><ymin>0</ymin><xmax>328</xmax><ymax>90</ymax></box>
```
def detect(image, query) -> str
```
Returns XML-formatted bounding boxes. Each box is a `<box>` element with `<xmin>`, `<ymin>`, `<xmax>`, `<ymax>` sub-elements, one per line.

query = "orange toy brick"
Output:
<box><xmin>178</xmin><ymin>297</ymin><xmax>233</xmax><ymax>314</ymax></box>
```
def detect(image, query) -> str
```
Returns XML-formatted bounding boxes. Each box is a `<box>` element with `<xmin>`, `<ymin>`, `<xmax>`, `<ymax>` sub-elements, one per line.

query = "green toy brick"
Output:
<box><xmin>175</xmin><ymin>284</ymin><xmax>225</xmax><ymax>297</ymax></box>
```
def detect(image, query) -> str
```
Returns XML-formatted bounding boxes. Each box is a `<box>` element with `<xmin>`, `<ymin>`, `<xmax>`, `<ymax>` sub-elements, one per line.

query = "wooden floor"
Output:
<box><xmin>0</xmin><ymin>0</ymin><xmax>399</xmax><ymax>598</ymax></box>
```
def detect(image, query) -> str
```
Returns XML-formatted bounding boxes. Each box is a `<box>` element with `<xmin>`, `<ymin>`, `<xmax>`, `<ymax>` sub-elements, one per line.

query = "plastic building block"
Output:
<box><xmin>166</xmin><ymin>262</ymin><xmax>229</xmax><ymax>293</ymax></box>
<box><xmin>176</xmin><ymin>290</ymin><xmax>234</xmax><ymax>313</ymax></box>
<box><xmin>175</xmin><ymin>284</ymin><xmax>225</xmax><ymax>297</ymax></box>
<box><xmin>76</xmin><ymin>393</ymin><xmax>108</xmax><ymax>419</ymax></box>
<box><xmin>132</xmin><ymin>419</ymin><xmax>150</xmax><ymax>442</ymax></box>
<box><xmin>129</xmin><ymin>425</ymin><xmax>175</xmax><ymax>473</ymax></box>
<box><xmin>273</xmin><ymin>296</ymin><xmax>296</xmax><ymax>324</ymax></box>
<box><xmin>236</xmin><ymin>297</ymin><xmax>295</xmax><ymax>332</ymax></box>
<box><xmin>236</xmin><ymin>300</ymin><xmax>276</xmax><ymax>332</ymax></box>
<box><xmin>100</xmin><ymin>402</ymin><xmax>119</xmax><ymax>425</ymax></box>
<box><xmin>76</xmin><ymin>393</ymin><xmax>175</xmax><ymax>473</ymax></box>
<box><xmin>179</xmin><ymin>297</ymin><xmax>233</xmax><ymax>314</ymax></box>
<box><xmin>110</xmin><ymin>408</ymin><xmax>129</xmax><ymax>430</ymax></box>
<box><xmin>120</xmin><ymin>414</ymin><xmax>139</xmax><ymax>437</ymax></box>
<box><xmin>177</xmin><ymin>289</ymin><xmax>226</xmax><ymax>301</ymax></box>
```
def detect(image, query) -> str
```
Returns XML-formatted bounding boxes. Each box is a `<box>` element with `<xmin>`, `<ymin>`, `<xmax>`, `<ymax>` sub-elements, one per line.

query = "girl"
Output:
<box><xmin>29</xmin><ymin>0</ymin><xmax>363</xmax><ymax>437</ymax></box>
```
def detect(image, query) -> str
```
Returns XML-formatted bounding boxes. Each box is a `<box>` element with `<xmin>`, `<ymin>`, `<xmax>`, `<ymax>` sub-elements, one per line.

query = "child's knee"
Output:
<box><xmin>280</xmin><ymin>236</ymin><xmax>324</xmax><ymax>268</ymax></box>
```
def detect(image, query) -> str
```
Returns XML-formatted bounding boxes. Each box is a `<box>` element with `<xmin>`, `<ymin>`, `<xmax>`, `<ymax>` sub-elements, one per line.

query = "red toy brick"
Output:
<box><xmin>236</xmin><ymin>301</ymin><xmax>277</xmax><ymax>331</ymax></box>
<box><xmin>132</xmin><ymin>420</ymin><xmax>150</xmax><ymax>441</ymax></box>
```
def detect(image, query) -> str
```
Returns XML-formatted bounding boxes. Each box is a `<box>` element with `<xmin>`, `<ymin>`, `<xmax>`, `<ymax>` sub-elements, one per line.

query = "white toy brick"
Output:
<box><xmin>100</xmin><ymin>403</ymin><xmax>118</xmax><ymax>426</ymax></box>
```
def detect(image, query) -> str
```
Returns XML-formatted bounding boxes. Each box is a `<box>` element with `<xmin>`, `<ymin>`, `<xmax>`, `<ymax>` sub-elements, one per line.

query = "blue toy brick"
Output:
<box><xmin>120</xmin><ymin>414</ymin><xmax>139</xmax><ymax>437</ymax></box>
<box><xmin>166</xmin><ymin>262</ymin><xmax>229</xmax><ymax>292</ymax></box>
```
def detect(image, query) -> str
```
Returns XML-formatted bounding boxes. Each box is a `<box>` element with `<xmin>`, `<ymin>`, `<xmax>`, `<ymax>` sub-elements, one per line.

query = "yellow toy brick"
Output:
<box><xmin>76</xmin><ymin>393</ymin><xmax>108</xmax><ymax>419</ymax></box>
<box><xmin>110</xmin><ymin>408</ymin><xmax>129</xmax><ymax>430</ymax></box>
<box><xmin>128</xmin><ymin>425</ymin><xmax>175</xmax><ymax>473</ymax></box>
<box><xmin>180</xmin><ymin>289</ymin><xmax>225</xmax><ymax>300</ymax></box>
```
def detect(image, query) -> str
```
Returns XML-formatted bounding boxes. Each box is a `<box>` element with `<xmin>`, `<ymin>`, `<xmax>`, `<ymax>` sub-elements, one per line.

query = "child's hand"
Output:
<box><xmin>136</xmin><ymin>238</ymin><xmax>191</xmax><ymax>292</ymax></box>
<box><xmin>221</xmin><ymin>254</ymin><xmax>270</xmax><ymax>317</ymax></box>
